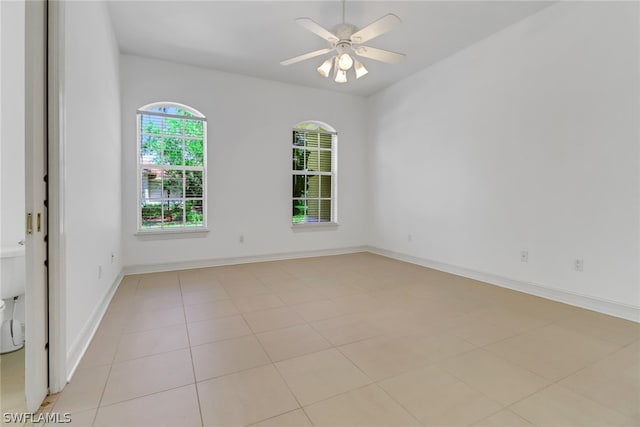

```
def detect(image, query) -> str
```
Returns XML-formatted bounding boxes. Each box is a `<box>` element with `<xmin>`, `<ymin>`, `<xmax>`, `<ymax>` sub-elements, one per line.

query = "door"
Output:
<box><xmin>24</xmin><ymin>0</ymin><xmax>49</xmax><ymax>412</ymax></box>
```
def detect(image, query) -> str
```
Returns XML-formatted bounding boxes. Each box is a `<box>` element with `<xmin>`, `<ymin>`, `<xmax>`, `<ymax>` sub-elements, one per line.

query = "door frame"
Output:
<box><xmin>24</xmin><ymin>0</ymin><xmax>49</xmax><ymax>411</ymax></box>
<box><xmin>46</xmin><ymin>0</ymin><xmax>67</xmax><ymax>394</ymax></box>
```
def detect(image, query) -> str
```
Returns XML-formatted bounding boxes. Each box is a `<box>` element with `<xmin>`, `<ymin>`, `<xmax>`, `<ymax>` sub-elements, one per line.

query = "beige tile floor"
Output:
<box><xmin>1</xmin><ymin>347</ymin><xmax>27</xmax><ymax>421</ymax></box>
<box><xmin>34</xmin><ymin>253</ymin><xmax>640</xmax><ymax>426</ymax></box>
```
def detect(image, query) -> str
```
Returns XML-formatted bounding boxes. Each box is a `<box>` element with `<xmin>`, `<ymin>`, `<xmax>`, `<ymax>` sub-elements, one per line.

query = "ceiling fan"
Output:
<box><xmin>280</xmin><ymin>1</ymin><xmax>405</xmax><ymax>83</ymax></box>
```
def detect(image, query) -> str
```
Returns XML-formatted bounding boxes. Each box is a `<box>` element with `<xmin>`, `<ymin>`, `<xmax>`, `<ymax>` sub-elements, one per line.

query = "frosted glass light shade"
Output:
<box><xmin>335</xmin><ymin>69</ymin><xmax>347</xmax><ymax>83</ymax></box>
<box><xmin>337</xmin><ymin>53</ymin><xmax>354</xmax><ymax>70</ymax></box>
<box><xmin>354</xmin><ymin>60</ymin><xmax>368</xmax><ymax>79</ymax></box>
<box><xmin>317</xmin><ymin>58</ymin><xmax>333</xmax><ymax>78</ymax></box>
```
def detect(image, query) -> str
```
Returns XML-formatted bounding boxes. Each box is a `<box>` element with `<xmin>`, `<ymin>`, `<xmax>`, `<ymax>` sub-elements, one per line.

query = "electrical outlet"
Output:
<box><xmin>239</xmin><ymin>234</ymin><xmax>244</xmax><ymax>243</ymax></box>
<box><xmin>520</xmin><ymin>250</ymin><xmax>528</xmax><ymax>263</ymax></box>
<box><xmin>574</xmin><ymin>258</ymin><xmax>584</xmax><ymax>272</ymax></box>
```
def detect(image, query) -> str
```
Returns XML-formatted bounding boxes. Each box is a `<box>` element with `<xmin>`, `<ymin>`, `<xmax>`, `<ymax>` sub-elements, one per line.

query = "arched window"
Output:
<box><xmin>137</xmin><ymin>102</ymin><xmax>206</xmax><ymax>231</ymax></box>
<box><xmin>292</xmin><ymin>121</ymin><xmax>337</xmax><ymax>224</ymax></box>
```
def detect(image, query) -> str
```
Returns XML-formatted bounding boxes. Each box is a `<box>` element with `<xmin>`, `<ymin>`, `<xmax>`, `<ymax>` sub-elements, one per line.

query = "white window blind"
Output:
<box><xmin>137</xmin><ymin>103</ymin><xmax>207</xmax><ymax>231</ymax></box>
<box><xmin>292</xmin><ymin>124</ymin><xmax>337</xmax><ymax>224</ymax></box>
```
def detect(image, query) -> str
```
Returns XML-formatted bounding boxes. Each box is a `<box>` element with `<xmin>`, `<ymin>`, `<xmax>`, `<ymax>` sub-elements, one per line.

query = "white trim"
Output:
<box><xmin>47</xmin><ymin>0</ymin><xmax>67</xmax><ymax>394</ymax></box>
<box><xmin>136</xmin><ymin>112</ymin><xmax>142</xmax><ymax>231</ymax></box>
<box><xmin>331</xmin><ymin>132</ymin><xmax>338</xmax><ymax>223</ymax></box>
<box><xmin>292</xmin><ymin>129</ymin><xmax>338</xmax><ymax>135</ymax></box>
<box><xmin>137</xmin><ymin>104</ymin><xmax>207</xmax><ymax>232</ymax></box>
<box><xmin>367</xmin><ymin>246</ymin><xmax>640</xmax><ymax>323</ymax></box>
<box><xmin>291</xmin><ymin>171</ymin><xmax>333</xmax><ymax>176</ymax></box>
<box><xmin>138</xmin><ymin>101</ymin><xmax>205</xmax><ymax>118</ymax></box>
<box><xmin>292</xmin><ymin>125</ymin><xmax>337</xmax><ymax>224</ymax></box>
<box><xmin>135</xmin><ymin>227</ymin><xmax>209</xmax><ymax>237</ymax></box>
<box><xmin>291</xmin><ymin>222</ymin><xmax>339</xmax><ymax>230</ymax></box>
<box><xmin>140</xmin><ymin>164</ymin><xmax>203</xmax><ymax>172</ymax></box>
<box><xmin>65</xmin><ymin>270</ymin><xmax>124</xmax><ymax>382</ymax></box>
<box><xmin>136</xmin><ymin>109</ymin><xmax>206</xmax><ymax>122</ymax></box>
<box><xmin>123</xmin><ymin>246</ymin><xmax>368</xmax><ymax>275</ymax></box>
<box><xmin>24</xmin><ymin>0</ymin><xmax>49</xmax><ymax>411</ymax></box>
<box><xmin>293</xmin><ymin>120</ymin><xmax>337</xmax><ymax>134</ymax></box>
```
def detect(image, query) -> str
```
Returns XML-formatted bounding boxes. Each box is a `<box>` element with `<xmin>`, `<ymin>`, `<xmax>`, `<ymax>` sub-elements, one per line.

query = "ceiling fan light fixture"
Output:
<box><xmin>335</xmin><ymin>69</ymin><xmax>347</xmax><ymax>83</ymax></box>
<box><xmin>281</xmin><ymin>6</ymin><xmax>404</xmax><ymax>85</ymax></box>
<box><xmin>337</xmin><ymin>53</ymin><xmax>354</xmax><ymax>70</ymax></box>
<box><xmin>317</xmin><ymin>58</ymin><xmax>333</xmax><ymax>78</ymax></box>
<box><xmin>354</xmin><ymin>59</ymin><xmax>368</xmax><ymax>79</ymax></box>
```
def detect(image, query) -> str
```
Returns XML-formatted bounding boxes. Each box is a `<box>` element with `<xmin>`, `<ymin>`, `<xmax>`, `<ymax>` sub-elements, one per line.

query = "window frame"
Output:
<box><xmin>136</xmin><ymin>102</ymin><xmax>208</xmax><ymax>234</ymax></box>
<box><xmin>291</xmin><ymin>121</ymin><xmax>338</xmax><ymax>226</ymax></box>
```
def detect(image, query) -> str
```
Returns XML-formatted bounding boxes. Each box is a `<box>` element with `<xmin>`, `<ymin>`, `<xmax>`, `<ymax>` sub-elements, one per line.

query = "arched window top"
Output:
<box><xmin>138</xmin><ymin>101</ymin><xmax>205</xmax><ymax>119</ymax></box>
<box><xmin>291</xmin><ymin>120</ymin><xmax>337</xmax><ymax>225</ymax></box>
<box><xmin>137</xmin><ymin>101</ymin><xmax>207</xmax><ymax>232</ymax></box>
<box><xmin>294</xmin><ymin>120</ymin><xmax>336</xmax><ymax>134</ymax></box>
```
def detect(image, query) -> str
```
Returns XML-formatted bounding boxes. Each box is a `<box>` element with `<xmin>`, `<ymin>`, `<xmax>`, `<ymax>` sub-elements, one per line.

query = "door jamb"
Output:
<box><xmin>46</xmin><ymin>0</ymin><xmax>67</xmax><ymax>393</ymax></box>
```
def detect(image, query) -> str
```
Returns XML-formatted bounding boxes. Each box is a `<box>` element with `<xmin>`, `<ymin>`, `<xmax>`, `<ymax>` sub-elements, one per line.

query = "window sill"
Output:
<box><xmin>135</xmin><ymin>227</ymin><xmax>210</xmax><ymax>239</ymax></box>
<box><xmin>291</xmin><ymin>222</ymin><xmax>339</xmax><ymax>231</ymax></box>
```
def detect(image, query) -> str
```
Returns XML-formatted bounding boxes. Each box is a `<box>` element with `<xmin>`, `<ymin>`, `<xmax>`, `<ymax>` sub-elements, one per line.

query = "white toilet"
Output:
<box><xmin>0</xmin><ymin>243</ymin><xmax>26</xmax><ymax>353</ymax></box>
<box><xmin>0</xmin><ymin>300</ymin><xmax>5</xmax><ymax>339</ymax></box>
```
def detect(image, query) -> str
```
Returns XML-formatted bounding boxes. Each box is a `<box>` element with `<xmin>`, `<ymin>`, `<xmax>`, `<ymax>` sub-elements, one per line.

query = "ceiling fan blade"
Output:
<box><xmin>351</xmin><ymin>14</ymin><xmax>401</xmax><ymax>44</ymax></box>
<box><xmin>296</xmin><ymin>18</ymin><xmax>339</xmax><ymax>43</ymax></box>
<box><xmin>353</xmin><ymin>45</ymin><xmax>405</xmax><ymax>64</ymax></box>
<box><xmin>280</xmin><ymin>48</ymin><xmax>333</xmax><ymax>66</ymax></box>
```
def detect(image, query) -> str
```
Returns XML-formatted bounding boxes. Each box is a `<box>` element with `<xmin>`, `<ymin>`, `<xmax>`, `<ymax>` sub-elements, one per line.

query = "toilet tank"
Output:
<box><xmin>0</xmin><ymin>245</ymin><xmax>26</xmax><ymax>299</ymax></box>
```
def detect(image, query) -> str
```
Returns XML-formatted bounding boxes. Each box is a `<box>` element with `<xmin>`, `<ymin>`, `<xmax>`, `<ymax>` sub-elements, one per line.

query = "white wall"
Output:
<box><xmin>0</xmin><ymin>0</ymin><xmax>25</xmax><ymax>250</ymax></box>
<box><xmin>368</xmin><ymin>2</ymin><xmax>639</xmax><ymax>312</ymax></box>
<box><xmin>120</xmin><ymin>55</ymin><xmax>368</xmax><ymax>269</ymax></box>
<box><xmin>64</xmin><ymin>1</ymin><xmax>122</xmax><ymax>370</ymax></box>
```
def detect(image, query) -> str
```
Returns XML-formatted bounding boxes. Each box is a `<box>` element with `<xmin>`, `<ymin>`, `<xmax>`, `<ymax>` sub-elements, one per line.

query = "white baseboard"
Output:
<box><xmin>123</xmin><ymin>246</ymin><xmax>370</xmax><ymax>275</ymax></box>
<box><xmin>367</xmin><ymin>246</ymin><xmax>640</xmax><ymax>323</ymax></box>
<box><xmin>122</xmin><ymin>245</ymin><xmax>639</xmax><ymax>322</ymax></box>
<box><xmin>65</xmin><ymin>270</ymin><xmax>124</xmax><ymax>382</ymax></box>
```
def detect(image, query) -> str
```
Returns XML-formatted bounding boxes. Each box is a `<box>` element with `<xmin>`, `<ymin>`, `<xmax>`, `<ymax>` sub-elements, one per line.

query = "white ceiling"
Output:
<box><xmin>107</xmin><ymin>1</ymin><xmax>554</xmax><ymax>97</ymax></box>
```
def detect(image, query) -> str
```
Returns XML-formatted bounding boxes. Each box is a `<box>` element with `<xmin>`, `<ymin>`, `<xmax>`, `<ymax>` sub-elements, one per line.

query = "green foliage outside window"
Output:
<box><xmin>139</xmin><ymin>105</ymin><xmax>206</xmax><ymax>230</ymax></box>
<box><xmin>292</xmin><ymin>126</ymin><xmax>334</xmax><ymax>224</ymax></box>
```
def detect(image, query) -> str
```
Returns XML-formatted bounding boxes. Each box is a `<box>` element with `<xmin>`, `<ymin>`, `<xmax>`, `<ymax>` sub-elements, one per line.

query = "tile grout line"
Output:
<box><xmin>331</xmin><ymin>344</ymin><xmax>427</xmax><ymax>426</ymax></box>
<box><xmin>217</xmin><ymin>266</ymin><xmax>318</xmax><ymax>425</ymax></box>
<box><xmin>179</xmin><ymin>272</ymin><xmax>206</xmax><ymax>427</ymax></box>
<box><xmin>247</xmin><ymin>271</ymin><xmax>314</xmax><ymax>420</ymax></box>
<box><xmin>59</xmin><ymin>256</ymin><xmax>638</xmax><ymax>426</ymax></box>
<box><xmin>252</xmin><ymin>324</ymin><xmax>310</xmax><ymax>425</ymax></box>
<box><xmin>88</xmin><ymin>276</ymin><xmax>141</xmax><ymax>427</ymax></box>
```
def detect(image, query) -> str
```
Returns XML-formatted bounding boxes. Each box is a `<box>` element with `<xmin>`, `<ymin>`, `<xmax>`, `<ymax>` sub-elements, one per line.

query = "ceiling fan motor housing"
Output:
<box><xmin>334</xmin><ymin>23</ymin><xmax>356</xmax><ymax>40</ymax></box>
<box><xmin>280</xmin><ymin>13</ymin><xmax>404</xmax><ymax>80</ymax></box>
<box><xmin>336</xmin><ymin>41</ymin><xmax>352</xmax><ymax>54</ymax></box>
